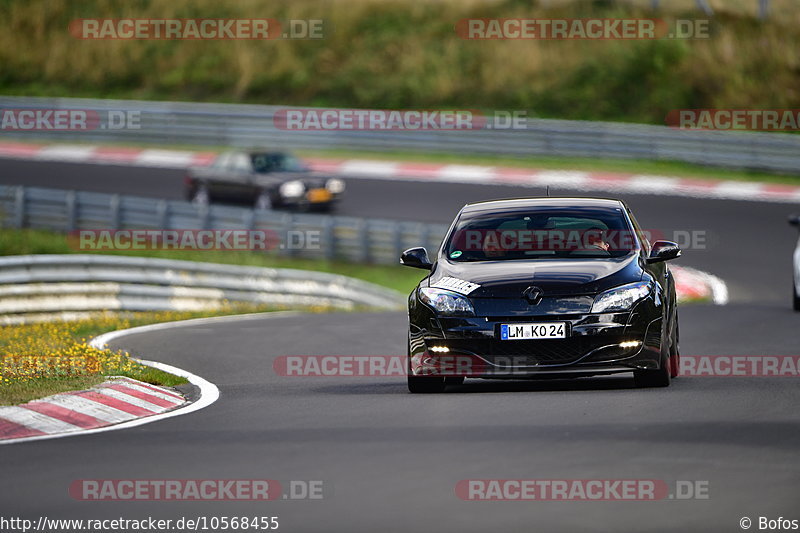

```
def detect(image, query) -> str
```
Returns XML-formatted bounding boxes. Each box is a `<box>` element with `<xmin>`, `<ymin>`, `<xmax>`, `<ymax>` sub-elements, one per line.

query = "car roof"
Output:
<box><xmin>461</xmin><ymin>197</ymin><xmax>626</xmax><ymax>214</ymax></box>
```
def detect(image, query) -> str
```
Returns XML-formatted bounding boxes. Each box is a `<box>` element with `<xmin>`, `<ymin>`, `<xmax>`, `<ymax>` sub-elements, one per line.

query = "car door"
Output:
<box><xmin>209</xmin><ymin>152</ymin><xmax>251</xmax><ymax>200</ymax></box>
<box><xmin>227</xmin><ymin>152</ymin><xmax>258</xmax><ymax>199</ymax></box>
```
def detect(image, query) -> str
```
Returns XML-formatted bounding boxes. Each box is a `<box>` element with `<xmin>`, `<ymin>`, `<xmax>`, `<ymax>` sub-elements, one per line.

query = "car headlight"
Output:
<box><xmin>279</xmin><ymin>180</ymin><xmax>305</xmax><ymax>198</ymax></box>
<box><xmin>418</xmin><ymin>287</ymin><xmax>475</xmax><ymax>316</ymax></box>
<box><xmin>591</xmin><ymin>281</ymin><xmax>651</xmax><ymax>313</ymax></box>
<box><xmin>326</xmin><ymin>178</ymin><xmax>345</xmax><ymax>194</ymax></box>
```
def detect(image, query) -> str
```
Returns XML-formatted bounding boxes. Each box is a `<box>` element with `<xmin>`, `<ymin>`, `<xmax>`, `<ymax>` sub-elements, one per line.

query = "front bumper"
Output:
<box><xmin>409</xmin><ymin>301</ymin><xmax>663</xmax><ymax>378</ymax></box>
<box><xmin>281</xmin><ymin>188</ymin><xmax>340</xmax><ymax>206</ymax></box>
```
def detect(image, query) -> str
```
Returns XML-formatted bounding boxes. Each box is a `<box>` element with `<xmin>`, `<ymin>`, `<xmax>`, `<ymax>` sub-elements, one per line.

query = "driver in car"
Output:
<box><xmin>584</xmin><ymin>227</ymin><xmax>611</xmax><ymax>252</ymax></box>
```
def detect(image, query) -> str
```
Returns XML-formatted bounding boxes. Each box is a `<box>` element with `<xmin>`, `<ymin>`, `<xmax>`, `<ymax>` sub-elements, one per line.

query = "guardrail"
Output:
<box><xmin>0</xmin><ymin>185</ymin><xmax>449</xmax><ymax>266</ymax></box>
<box><xmin>1</xmin><ymin>96</ymin><xmax>799</xmax><ymax>174</ymax></box>
<box><xmin>0</xmin><ymin>254</ymin><xmax>405</xmax><ymax>324</ymax></box>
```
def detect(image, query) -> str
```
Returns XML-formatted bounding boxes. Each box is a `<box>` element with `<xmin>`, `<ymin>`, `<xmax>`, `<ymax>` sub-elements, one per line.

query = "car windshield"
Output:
<box><xmin>251</xmin><ymin>153</ymin><xmax>308</xmax><ymax>173</ymax></box>
<box><xmin>445</xmin><ymin>206</ymin><xmax>638</xmax><ymax>261</ymax></box>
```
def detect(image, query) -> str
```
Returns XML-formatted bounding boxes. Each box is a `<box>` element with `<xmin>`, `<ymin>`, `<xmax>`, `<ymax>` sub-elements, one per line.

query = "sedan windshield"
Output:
<box><xmin>251</xmin><ymin>153</ymin><xmax>308</xmax><ymax>173</ymax></box>
<box><xmin>445</xmin><ymin>207</ymin><xmax>638</xmax><ymax>261</ymax></box>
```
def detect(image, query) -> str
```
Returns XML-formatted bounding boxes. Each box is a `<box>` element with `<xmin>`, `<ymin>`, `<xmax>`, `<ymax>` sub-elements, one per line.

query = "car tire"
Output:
<box><xmin>191</xmin><ymin>184</ymin><xmax>210</xmax><ymax>206</ymax></box>
<box><xmin>408</xmin><ymin>375</ymin><xmax>447</xmax><ymax>393</ymax></box>
<box><xmin>634</xmin><ymin>318</ymin><xmax>671</xmax><ymax>388</ymax></box>
<box><xmin>255</xmin><ymin>191</ymin><xmax>273</xmax><ymax>210</ymax></box>
<box><xmin>793</xmin><ymin>280</ymin><xmax>800</xmax><ymax>312</ymax></box>
<box><xmin>669</xmin><ymin>316</ymin><xmax>680</xmax><ymax>378</ymax></box>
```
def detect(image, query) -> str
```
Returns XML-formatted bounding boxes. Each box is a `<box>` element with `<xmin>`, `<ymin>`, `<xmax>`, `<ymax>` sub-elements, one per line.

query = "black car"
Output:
<box><xmin>400</xmin><ymin>197</ymin><xmax>682</xmax><ymax>393</ymax></box>
<box><xmin>185</xmin><ymin>150</ymin><xmax>345</xmax><ymax>211</ymax></box>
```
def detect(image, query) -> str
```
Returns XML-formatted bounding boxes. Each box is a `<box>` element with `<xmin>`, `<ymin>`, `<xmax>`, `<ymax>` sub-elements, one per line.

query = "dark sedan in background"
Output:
<box><xmin>401</xmin><ymin>197</ymin><xmax>682</xmax><ymax>393</ymax></box>
<box><xmin>185</xmin><ymin>150</ymin><xmax>345</xmax><ymax>211</ymax></box>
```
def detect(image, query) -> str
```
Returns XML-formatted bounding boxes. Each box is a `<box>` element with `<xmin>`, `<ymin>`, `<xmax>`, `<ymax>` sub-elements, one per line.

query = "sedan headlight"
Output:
<box><xmin>326</xmin><ymin>178</ymin><xmax>345</xmax><ymax>194</ymax></box>
<box><xmin>418</xmin><ymin>287</ymin><xmax>475</xmax><ymax>316</ymax></box>
<box><xmin>591</xmin><ymin>281</ymin><xmax>651</xmax><ymax>313</ymax></box>
<box><xmin>279</xmin><ymin>180</ymin><xmax>305</xmax><ymax>198</ymax></box>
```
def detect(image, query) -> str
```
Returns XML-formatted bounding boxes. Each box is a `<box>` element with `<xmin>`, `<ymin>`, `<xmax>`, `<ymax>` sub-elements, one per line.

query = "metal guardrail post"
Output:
<box><xmin>0</xmin><ymin>254</ymin><xmax>406</xmax><ymax>320</ymax></box>
<box><xmin>0</xmin><ymin>185</ymin><xmax>451</xmax><ymax>267</ymax></box>
<box><xmin>281</xmin><ymin>213</ymin><xmax>294</xmax><ymax>257</ymax></box>
<box><xmin>198</xmin><ymin>204</ymin><xmax>210</xmax><ymax>230</ymax></box>
<box><xmin>2</xmin><ymin>96</ymin><xmax>800</xmax><ymax>174</ymax></box>
<box><xmin>357</xmin><ymin>219</ymin><xmax>370</xmax><ymax>263</ymax></box>
<box><xmin>419</xmin><ymin>223</ymin><xmax>431</xmax><ymax>255</ymax></box>
<box><xmin>241</xmin><ymin>209</ymin><xmax>255</xmax><ymax>231</ymax></box>
<box><xmin>157</xmin><ymin>200</ymin><xmax>169</xmax><ymax>229</ymax></box>
<box><xmin>322</xmin><ymin>216</ymin><xmax>335</xmax><ymax>260</ymax></box>
<box><xmin>13</xmin><ymin>186</ymin><xmax>25</xmax><ymax>229</ymax></box>
<box><xmin>109</xmin><ymin>195</ymin><xmax>121</xmax><ymax>230</ymax></box>
<box><xmin>65</xmin><ymin>191</ymin><xmax>77</xmax><ymax>232</ymax></box>
<box><xmin>392</xmin><ymin>223</ymin><xmax>402</xmax><ymax>263</ymax></box>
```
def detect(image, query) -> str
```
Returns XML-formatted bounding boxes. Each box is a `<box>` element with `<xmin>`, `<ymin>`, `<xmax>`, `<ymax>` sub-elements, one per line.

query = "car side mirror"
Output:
<box><xmin>789</xmin><ymin>215</ymin><xmax>800</xmax><ymax>227</ymax></box>
<box><xmin>647</xmin><ymin>240</ymin><xmax>681</xmax><ymax>263</ymax></box>
<box><xmin>400</xmin><ymin>247</ymin><xmax>433</xmax><ymax>270</ymax></box>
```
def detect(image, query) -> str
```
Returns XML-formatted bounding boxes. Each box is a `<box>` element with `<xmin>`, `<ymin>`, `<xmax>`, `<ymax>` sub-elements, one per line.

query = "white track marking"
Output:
<box><xmin>339</xmin><ymin>160</ymin><xmax>399</xmax><ymax>177</ymax></box>
<box><xmin>36</xmin><ymin>144</ymin><xmax>95</xmax><ymax>161</ymax></box>
<box><xmin>92</xmin><ymin>387</ymin><xmax>165</xmax><ymax>412</ymax></box>
<box><xmin>0</xmin><ymin>407</ymin><xmax>83</xmax><ymax>434</ymax></box>
<box><xmin>1</xmin><ymin>312</ymin><xmax>298</xmax><ymax>445</ymax></box>
<box><xmin>35</xmin><ymin>394</ymin><xmax>138</xmax><ymax>423</ymax></box>
<box><xmin>108</xmin><ymin>381</ymin><xmax>185</xmax><ymax>405</ymax></box>
<box><xmin>438</xmin><ymin>165</ymin><xmax>497</xmax><ymax>182</ymax></box>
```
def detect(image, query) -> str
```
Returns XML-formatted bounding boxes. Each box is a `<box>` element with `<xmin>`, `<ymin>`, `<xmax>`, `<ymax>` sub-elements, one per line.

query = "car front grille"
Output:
<box><xmin>440</xmin><ymin>336</ymin><xmax>621</xmax><ymax>367</ymax></box>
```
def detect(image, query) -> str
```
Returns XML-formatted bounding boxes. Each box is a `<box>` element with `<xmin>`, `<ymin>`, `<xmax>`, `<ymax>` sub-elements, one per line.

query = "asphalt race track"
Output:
<box><xmin>1</xmin><ymin>156</ymin><xmax>800</xmax><ymax>531</ymax></box>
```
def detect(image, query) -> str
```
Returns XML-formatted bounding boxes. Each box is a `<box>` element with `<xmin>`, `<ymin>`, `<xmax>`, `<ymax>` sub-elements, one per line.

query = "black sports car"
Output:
<box><xmin>401</xmin><ymin>197</ymin><xmax>682</xmax><ymax>393</ymax></box>
<box><xmin>185</xmin><ymin>150</ymin><xmax>345</xmax><ymax>211</ymax></box>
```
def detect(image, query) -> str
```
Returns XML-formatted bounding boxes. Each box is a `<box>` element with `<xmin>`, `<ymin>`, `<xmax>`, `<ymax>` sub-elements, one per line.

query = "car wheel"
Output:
<box><xmin>634</xmin><ymin>318</ymin><xmax>671</xmax><ymax>388</ymax></box>
<box><xmin>793</xmin><ymin>280</ymin><xmax>800</xmax><ymax>312</ymax></box>
<box><xmin>191</xmin><ymin>184</ymin><xmax>210</xmax><ymax>206</ymax></box>
<box><xmin>255</xmin><ymin>191</ymin><xmax>273</xmax><ymax>210</ymax></box>
<box><xmin>408</xmin><ymin>375</ymin><xmax>447</xmax><ymax>393</ymax></box>
<box><xmin>669</xmin><ymin>316</ymin><xmax>680</xmax><ymax>378</ymax></box>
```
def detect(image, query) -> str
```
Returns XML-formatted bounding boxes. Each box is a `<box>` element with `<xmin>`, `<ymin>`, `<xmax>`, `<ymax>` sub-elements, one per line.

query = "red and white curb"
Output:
<box><xmin>1</xmin><ymin>141</ymin><xmax>798</xmax><ymax>203</ymax></box>
<box><xmin>308</xmin><ymin>158</ymin><xmax>800</xmax><ymax>204</ymax></box>
<box><xmin>672</xmin><ymin>265</ymin><xmax>728</xmax><ymax>305</ymax></box>
<box><xmin>0</xmin><ymin>313</ymin><xmax>255</xmax><ymax>445</ymax></box>
<box><xmin>0</xmin><ymin>141</ymin><xmax>216</xmax><ymax>168</ymax></box>
<box><xmin>0</xmin><ymin>377</ymin><xmax>187</xmax><ymax>441</ymax></box>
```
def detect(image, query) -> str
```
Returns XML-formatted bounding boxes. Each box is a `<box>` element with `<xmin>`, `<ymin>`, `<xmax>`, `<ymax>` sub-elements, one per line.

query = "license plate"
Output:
<box><xmin>307</xmin><ymin>188</ymin><xmax>332</xmax><ymax>203</ymax></box>
<box><xmin>500</xmin><ymin>322</ymin><xmax>567</xmax><ymax>340</ymax></box>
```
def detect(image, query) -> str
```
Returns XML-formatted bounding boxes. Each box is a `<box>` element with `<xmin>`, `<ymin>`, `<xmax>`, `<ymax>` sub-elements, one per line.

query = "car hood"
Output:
<box><xmin>428</xmin><ymin>253</ymin><xmax>643</xmax><ymax>298</ymax></box>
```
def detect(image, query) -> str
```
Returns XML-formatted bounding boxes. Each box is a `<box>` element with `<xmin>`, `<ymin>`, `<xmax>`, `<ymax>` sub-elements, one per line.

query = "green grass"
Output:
<box><xmin>0</xmin><ymin>0</ymin><xmax>798</xmax><ymax>126</ymax></box>
<box><xmin>0</xmin><ymin>306</ymin><xmax>290</xmax><ymax>405</ymax></box>
<box><xmin>0</xmin><ymin>375</ymin><xmax>104</xmax><ymax>406</ymax></box>
<box><xmin>0</xmin><ymin>228</ymin><xmax>425</xmax><ymax>295</ymax></box>
<box><xmin>0</xmin><ymin>226</ymin><xmax>425</xmax><ymax>405</ymax></box>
